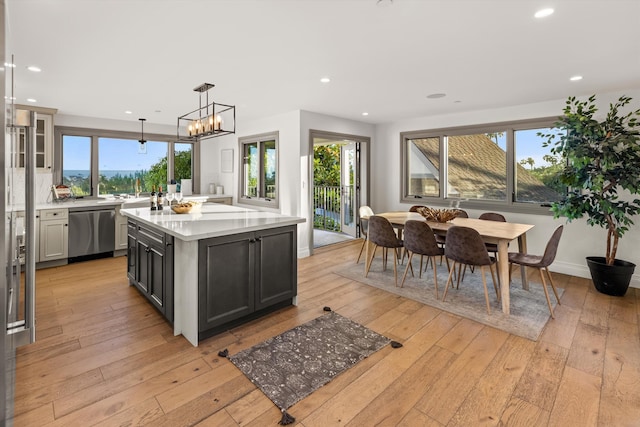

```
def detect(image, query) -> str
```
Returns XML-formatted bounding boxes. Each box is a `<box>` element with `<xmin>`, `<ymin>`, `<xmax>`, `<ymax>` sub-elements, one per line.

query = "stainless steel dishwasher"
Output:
<box><xmin>68</xmin><ymin>206</ymin><xmax>116</xmax><ymax>259</ymax></box>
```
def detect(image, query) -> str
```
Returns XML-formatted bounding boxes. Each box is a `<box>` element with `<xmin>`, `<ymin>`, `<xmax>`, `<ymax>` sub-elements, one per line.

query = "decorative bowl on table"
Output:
<box><xmin>416</xmin><ymin>206</ymin><xmax>462</xmax><ymax>223</ymax></box>
<box><xmin>171</xmin><ymin>201</ymin><xmax>201</xmax><ymax>214</ymax></box>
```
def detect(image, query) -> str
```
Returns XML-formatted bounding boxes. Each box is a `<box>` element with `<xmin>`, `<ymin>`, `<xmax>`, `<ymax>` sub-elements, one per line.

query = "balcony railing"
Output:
<box><xmin>314</xmin><ymin>185</ymin><xmax>354</xmax><ymax>232</ymax></box>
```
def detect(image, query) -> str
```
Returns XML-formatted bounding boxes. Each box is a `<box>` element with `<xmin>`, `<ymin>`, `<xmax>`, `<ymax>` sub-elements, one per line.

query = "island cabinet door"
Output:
<box><xmin>198</xmin><ymin>231</ymin><xmax>255</xmax><ymax>332</ymax></box>
<box><xmin>126</xmin><ymin>222</ymin><xmax>137</xmax><ymax>283</ymax></box>
<box><xmin>255</xmin><ymin>226</ymin><xmax>297</xmax><ymax>310</ymax></box>
<box><xmin>136</xmin><ymin>239</ymin><xmax>151</xmax><ymax>294</ymax></box>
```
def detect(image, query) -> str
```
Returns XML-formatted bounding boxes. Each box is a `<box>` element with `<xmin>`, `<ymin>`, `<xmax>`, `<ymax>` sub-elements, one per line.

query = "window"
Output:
<box><xmin>56</xmin><ymin>127</ymin><xmax>195</xmax><ymax>197</ymax></box>
<box><xmin>239</xmin><ymin>132</ymin><xmax>278</xmax><ymax>207</ymax></box>
<box><xmin>447</xmin><ymin>132</ymin><xmax>507</xmax><ymax>201</ymax></box>
<box><xmin>401</xmin><ymin>119</ymin><xmax>565</xmax><ymax>214</ymax></box>
<box><xmin>514</xmin><ymin>127</ymin><xmax>564</xmax><ymax>204</ymax></box>
<box><xmin>405</xmin><ymin>137</ymin><xmax>440</xmax><ymax>198</ymax></box>
<box><xmin>62</xmin><ymin>135</ymin><xmax>91</xmax><ymax>196</ymax></box>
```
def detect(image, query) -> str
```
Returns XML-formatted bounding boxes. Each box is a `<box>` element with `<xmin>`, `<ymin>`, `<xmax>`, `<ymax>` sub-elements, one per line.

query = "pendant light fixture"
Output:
<box><xmin>138</xmin><ymin>118</ymin><xmax>147</xmax><ymax>154</ymax></box>
<box><xmin>177</xmin><ymin>83</ymin><xmax>235</xmax><ymax>141</ymax></box>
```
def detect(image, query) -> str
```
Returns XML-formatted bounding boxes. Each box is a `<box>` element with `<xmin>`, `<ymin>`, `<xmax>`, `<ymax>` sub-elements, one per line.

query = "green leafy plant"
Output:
<box><xmin>540</xmin><ymin>95</ymin><xmax>640</xmax><ymax>265</ymax></box>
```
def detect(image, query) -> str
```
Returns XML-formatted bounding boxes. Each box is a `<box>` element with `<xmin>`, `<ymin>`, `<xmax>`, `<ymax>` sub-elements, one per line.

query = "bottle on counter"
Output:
<box><xmin>150</xmin><ymin>185</ymin><xmax>157</xmax><ymax>211</ymax></box>
<box><xmin>157</xmin><ymin>185</ymin><xmax>164</xmax><ymax>210</ymax></box>
<box><xmin>135</xmin><ymin>178</ymin><xmax>141</xmax><ymax>198</ymax></box>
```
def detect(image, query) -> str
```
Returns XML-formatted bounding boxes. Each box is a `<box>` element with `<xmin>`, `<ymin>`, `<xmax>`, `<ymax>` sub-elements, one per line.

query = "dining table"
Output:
<box><xmin>363</xmin><ymin>211</ymin><xmax>534</xmax><ymax>315</ymax></box>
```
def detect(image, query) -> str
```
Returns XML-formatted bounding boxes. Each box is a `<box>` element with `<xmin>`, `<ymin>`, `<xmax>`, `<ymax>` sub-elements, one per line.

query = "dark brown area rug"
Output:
<box><xmin>336</xmin><ymin>257</ymin><xmax>563</xmax><ymax>341</ymax></box>
<box><xmin>224</xmin><ymin>311</ymin><xmax>390</xmax><ymax>423</ymax></box>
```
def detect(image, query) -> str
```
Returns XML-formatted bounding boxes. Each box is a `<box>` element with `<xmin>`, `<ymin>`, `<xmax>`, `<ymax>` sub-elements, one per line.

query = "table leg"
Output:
<box><xmin>518</xmin><ymin>234</ymin><xmax>529</xmax><ymax>291</ymax></box>
<box><xmin>498</xmin><ymin>240</ymin><xmax>510</xmax><ymax>315</ymax></box>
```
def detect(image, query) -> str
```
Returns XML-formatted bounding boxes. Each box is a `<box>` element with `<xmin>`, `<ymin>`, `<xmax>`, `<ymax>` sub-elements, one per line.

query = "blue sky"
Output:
<box><xmin>63</xmin><ymin>136</ymin><xmax>191</xmax><ymax>171</ymax></box>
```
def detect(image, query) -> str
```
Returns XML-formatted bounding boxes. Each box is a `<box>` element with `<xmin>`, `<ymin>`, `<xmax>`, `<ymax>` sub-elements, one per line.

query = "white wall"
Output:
<box><xmin>373</xmin><ymin>89</ymin><xmax>640</xmax><ymax>288</ymax></box>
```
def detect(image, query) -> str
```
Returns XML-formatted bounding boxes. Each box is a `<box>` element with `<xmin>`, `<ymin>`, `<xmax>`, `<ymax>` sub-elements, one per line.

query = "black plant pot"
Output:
<box><xmin>586</xmin><ymin>256</ymin><xmax>636</xmax><ymax>297</ymax></box>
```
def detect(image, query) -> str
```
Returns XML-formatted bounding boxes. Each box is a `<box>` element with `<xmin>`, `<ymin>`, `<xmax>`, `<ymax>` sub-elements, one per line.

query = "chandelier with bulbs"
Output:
<box><xmin>177</xmin><ymin>83</ymin><xmax>235</xmax><ymax>141</ymax></box>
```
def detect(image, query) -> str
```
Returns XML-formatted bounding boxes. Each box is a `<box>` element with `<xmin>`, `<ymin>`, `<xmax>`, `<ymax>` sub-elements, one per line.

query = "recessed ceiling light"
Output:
<box><xmin>570</xmin><ymin>75</ymin><xmax>583</xmax><ymax>81</ymax></box>
<box><xmin>124</xmin><ymin>110</ymin><xmax>133</xmax><ymax>114</ymax></box>
<box><xmin>27</xmin><ymin>66</ymin><xmax>41</xmax><ymax>72</ymax></box>
<box><xmin>320</xmin><ymin>77</ymin><xmax>331</xmax><ymax>83</ymax></box>
<box><xmin>26</xmin><ymin>98</ymin><xmax>37</xmax><ymax>103</ymax></box>
<box><xmin>534</xmin><ymin>8</ymin><xmax>554</xmax><ymax>18</ymax></box>
<box><xmin>454</xmin><ymin>100</ymin><xmax>461</xmax><ymax>103</ymax></box>
<box><xmin>426</xmin><ymin>93</ymin><xmax>446</xmax><ymax>99</ymax></box>
<box><xmin>376</xmin><ymin>0</ymin><xmax>393</xmax><ymax>7</ymax></box>
<box><xmin>362</xmin><ymin>112</ymin><xmax>369</xmax><ymax>116</ymax></box>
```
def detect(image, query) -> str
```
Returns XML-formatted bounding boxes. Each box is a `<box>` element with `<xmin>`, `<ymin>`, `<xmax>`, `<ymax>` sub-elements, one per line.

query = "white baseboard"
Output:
<box><xmin>551</xmin><ymin>260</ymin><xmax>640</xmax><ymax>289</ymax></box>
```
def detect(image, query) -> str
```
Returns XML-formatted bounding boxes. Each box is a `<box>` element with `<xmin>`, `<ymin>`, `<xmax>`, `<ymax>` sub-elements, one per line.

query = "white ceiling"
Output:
<box><xmin>6</xmin><ymin>0</ymin><xmax>640</xmax><ymax>128</ymax></box>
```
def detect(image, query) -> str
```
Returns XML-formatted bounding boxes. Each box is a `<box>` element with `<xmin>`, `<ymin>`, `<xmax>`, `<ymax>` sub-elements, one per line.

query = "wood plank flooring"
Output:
<box><xmin>11</xmin><ymin>240</ymin><xmax>640</xmax><ymax>426</ymax></box>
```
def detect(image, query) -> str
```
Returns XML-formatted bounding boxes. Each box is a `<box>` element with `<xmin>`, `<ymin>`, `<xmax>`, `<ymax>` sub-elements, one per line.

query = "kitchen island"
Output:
<box><xmin>120</xmin><ymin>203</ymin><xmax>305</xmax><ymax>346</ymax></box>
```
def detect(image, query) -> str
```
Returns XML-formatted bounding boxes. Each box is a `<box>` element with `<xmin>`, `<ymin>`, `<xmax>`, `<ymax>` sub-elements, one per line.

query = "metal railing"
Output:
<box><xmin>313</xmin><ymin>185</ymin><xmax>354</xmax><ymax>232</ymax></box>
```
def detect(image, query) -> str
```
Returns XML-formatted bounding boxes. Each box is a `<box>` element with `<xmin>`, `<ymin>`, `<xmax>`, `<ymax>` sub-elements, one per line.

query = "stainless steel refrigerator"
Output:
<box><xmin>2</xmin><ymin>1</ymin><xmax>39</xmax><ymax>423</ymax></box>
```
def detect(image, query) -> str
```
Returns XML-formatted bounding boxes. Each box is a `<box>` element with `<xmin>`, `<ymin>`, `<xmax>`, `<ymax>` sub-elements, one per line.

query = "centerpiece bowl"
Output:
<box><xmin>171</xmin><ymin>201</ymin><xmax>201</xmax><ymax>214</ymax></box>
<box><xmin>417</xmin><ymin>206</ymin><xmax>463</xmax><ymax>223</ymax></box>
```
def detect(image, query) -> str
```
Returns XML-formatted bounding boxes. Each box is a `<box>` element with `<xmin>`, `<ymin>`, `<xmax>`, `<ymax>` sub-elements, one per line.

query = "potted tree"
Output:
<box><xmin>541</xmin><ymin>95</ymin><xmax>640</xmax><ymax>296</ymax></box>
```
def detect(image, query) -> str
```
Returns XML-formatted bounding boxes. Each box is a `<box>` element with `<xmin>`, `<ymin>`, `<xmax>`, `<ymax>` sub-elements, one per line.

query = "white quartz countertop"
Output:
<box><xmin>120</xmin><ymin>203</ymin><xmax>305</xmax><ymax>241</ymax></box>
<box><xmin>11</xmin><ymin>194</ymin><xmax>233</xmax><ymax>212</ymax></box>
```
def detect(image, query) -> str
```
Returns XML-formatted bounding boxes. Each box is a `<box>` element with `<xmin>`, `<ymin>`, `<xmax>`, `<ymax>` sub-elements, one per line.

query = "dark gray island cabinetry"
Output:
<box><xmin>127</xmin><ymin>219</ymin><xmax>174</xmax><ymax>323</ymax></box>
<box><xmin>120</xmin><ymin>203</ymin><xmax>305</xmax><ymax>346</ymax></box>
<box><xmin>198</xmin><ymin>225</ymin><xmax>297</xmax><ymax>340</ymax></box>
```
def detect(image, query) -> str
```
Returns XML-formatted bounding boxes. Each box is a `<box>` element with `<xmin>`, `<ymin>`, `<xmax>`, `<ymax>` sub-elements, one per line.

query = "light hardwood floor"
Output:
<box><xmin>12</xmin><ymin>240</ymin><xmax>640</xmax><ymax>426</ymax></box>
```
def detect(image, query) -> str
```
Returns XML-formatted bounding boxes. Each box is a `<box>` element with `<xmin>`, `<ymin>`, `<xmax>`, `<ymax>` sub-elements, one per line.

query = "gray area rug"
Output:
<box><xmin>336</xmin><ymin>257</ymin><xmax>563</xmax><ymax>341</ymax></box>
<box><xmin>229</xmin><ymin>311</ymin><xmax>390</xmax><ymax>411</ymax></box>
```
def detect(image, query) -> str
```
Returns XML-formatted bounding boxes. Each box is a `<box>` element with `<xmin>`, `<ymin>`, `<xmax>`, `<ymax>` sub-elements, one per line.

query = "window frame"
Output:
<box><xmin>400</xmin><ymin>117</ymin><xmax>562</xmax><ymax>215</ymax></box>
<box><xmin>54</xmin><ymin>126</ymin><xmax>198</xmax><ymax>197</ymax></box>
<box><xmin>237</xmin><ymin>131</ymin><xmax>279</xmax><ymax>209</ymax></box>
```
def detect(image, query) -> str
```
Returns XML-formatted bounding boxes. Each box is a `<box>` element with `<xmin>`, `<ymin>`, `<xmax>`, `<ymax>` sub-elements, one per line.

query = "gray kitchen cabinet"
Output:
<box><xmin>39</xmin><ymin>208</ymin><xmax>68</xmax><ymax>262</ymax></box>
<box><xmin>197</xmin><ymin>225</ymin><xmax>297</xmax><ymax>338</ymax></box>
<box><xmin>127</xmin><ymin>219</ymin><xmax>174</xmax><ymax>323</ymax></box>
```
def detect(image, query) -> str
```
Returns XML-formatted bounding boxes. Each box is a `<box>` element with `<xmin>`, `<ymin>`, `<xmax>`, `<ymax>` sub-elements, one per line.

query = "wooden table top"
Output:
<box><xmin>371</xmin><ymin>211</ymin><xmax>534</xmax><ymax>241</ymax></box>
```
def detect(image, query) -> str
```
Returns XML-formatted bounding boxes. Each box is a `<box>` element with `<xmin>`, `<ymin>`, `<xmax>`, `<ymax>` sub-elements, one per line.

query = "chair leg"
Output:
<box><xmin>480</xmin><ymin>266</ymin><xmax>491</xmax><ymax>315</ymax></box>
<box><xmin>356</xmin><ymin>238</ymin><xmax>367</xmax><ymax>264</ymax></box>
<box><xmin>545</xmin><ymin>267</ymin><xmax>561</xmax><ymax>304</ymax></box>
<box><xmin>442</xmin><ymin>261</ymin><xmax>456</xmax><ymax>302</ymax></box>
<box><xmin>431</xmin><ymin>256</ymin><xmax>439</xmax><ymax>299</ymax></box>
<box><xmin>419</xmin><ymin>255</ymin><xmax>424</xmax><ymax>278</ymax></box>
<box><xmin>538</xmin><ymin>268</ymin><xmax>555</xmax><ymax>319</ymax></box>
<box><xmin>489</xmin><ymin>263</ymin><xmax>500</xmax><ymax>301</ymax></box>
<box><xmin>455</xmin><ymin>263</ymin><xmax>463</xmax><ymax>289</ymax></box>
<box><xmin>365</xmin><ymin>244</ymin><xmax>378</xmax><ymax>277</ymax></box>
<box><xmin>401</xmin><ymin>252</ymin><xmax>414</xmax><ymax>288</ymax></box>
<box><xmin>383</xmin><ymin>248</ymin><xmax>388</xmax><ymax>271</ymax></box>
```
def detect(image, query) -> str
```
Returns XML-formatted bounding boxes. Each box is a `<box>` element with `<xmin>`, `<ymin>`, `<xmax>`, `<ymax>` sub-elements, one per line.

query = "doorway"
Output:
<box><xmin>311</xmin><ymin>131</ymin><xmax>369</xmax><ymax>249</ymax></box>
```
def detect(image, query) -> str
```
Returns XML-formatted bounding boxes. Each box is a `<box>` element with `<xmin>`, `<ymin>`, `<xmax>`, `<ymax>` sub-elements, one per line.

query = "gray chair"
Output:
<box><xmin>400</xmin><ymin>220</ymin><xmax>445</xmax><ymax>297</ymax></box>
<box><xmin>356</xmin><ymin>205</ymin><xmax>374</xmax><ymax>263</ymax></box>
<box><xmin>365</xmin><ymin>215</ymin><xmax>404</xmax><ymax>286</ymax></box>
<box><xmin>508</xmin><ymin>225</ymin><xmax>563</xmax><ymax>318</ymax></box>
<box><xmin>442</xmin><ymin>226</ymin><xmax>499</xmax><ymax>314</ymax></box>
<box><xmin>478</xmin><ymin>212</ymin><xmax>507</xmax><ymax>260</ymax></box>
<box><xmin>409</xmin><ymin>205</ymin><xmax>426</xmax><ymax>213</ymax></box>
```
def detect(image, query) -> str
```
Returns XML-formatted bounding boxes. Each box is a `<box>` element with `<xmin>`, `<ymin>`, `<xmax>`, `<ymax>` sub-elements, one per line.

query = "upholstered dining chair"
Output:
<box><xmin>435</xmin><ymin>209</ymin><xmax>469</xmax><ymax>247</ymax></box>
<box><xmin>409</xmin><ymin>205</ymin><xmax>426</xmax><ymax>213</ymax></box>
<box><xmin>441</xmin><ymin>225</ymin><xmax>499</xmax><ymax>314</ymax></box>
<box><xmin>356</xmin><ymin>205</ymin><xmax>374</xmax><ymax>264</ymax></box>
<box><xmin>478</xmin><ymin>212</ymin><xmax>507</xmax><ymax>260</ymax></box>
<box><xmin>365</xmin><ymin>215</ymin><xmax>404</xmax><ymax>286</ymax></box>
<box><xmin>400</xmin><ymin>220</ymin><xmax>445</xmax><ymax>297</ymax></box>
<box><xmin>508</xmin><ymin>225</ymin><xmax>564</xmax><ymax>318</ymax></box>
